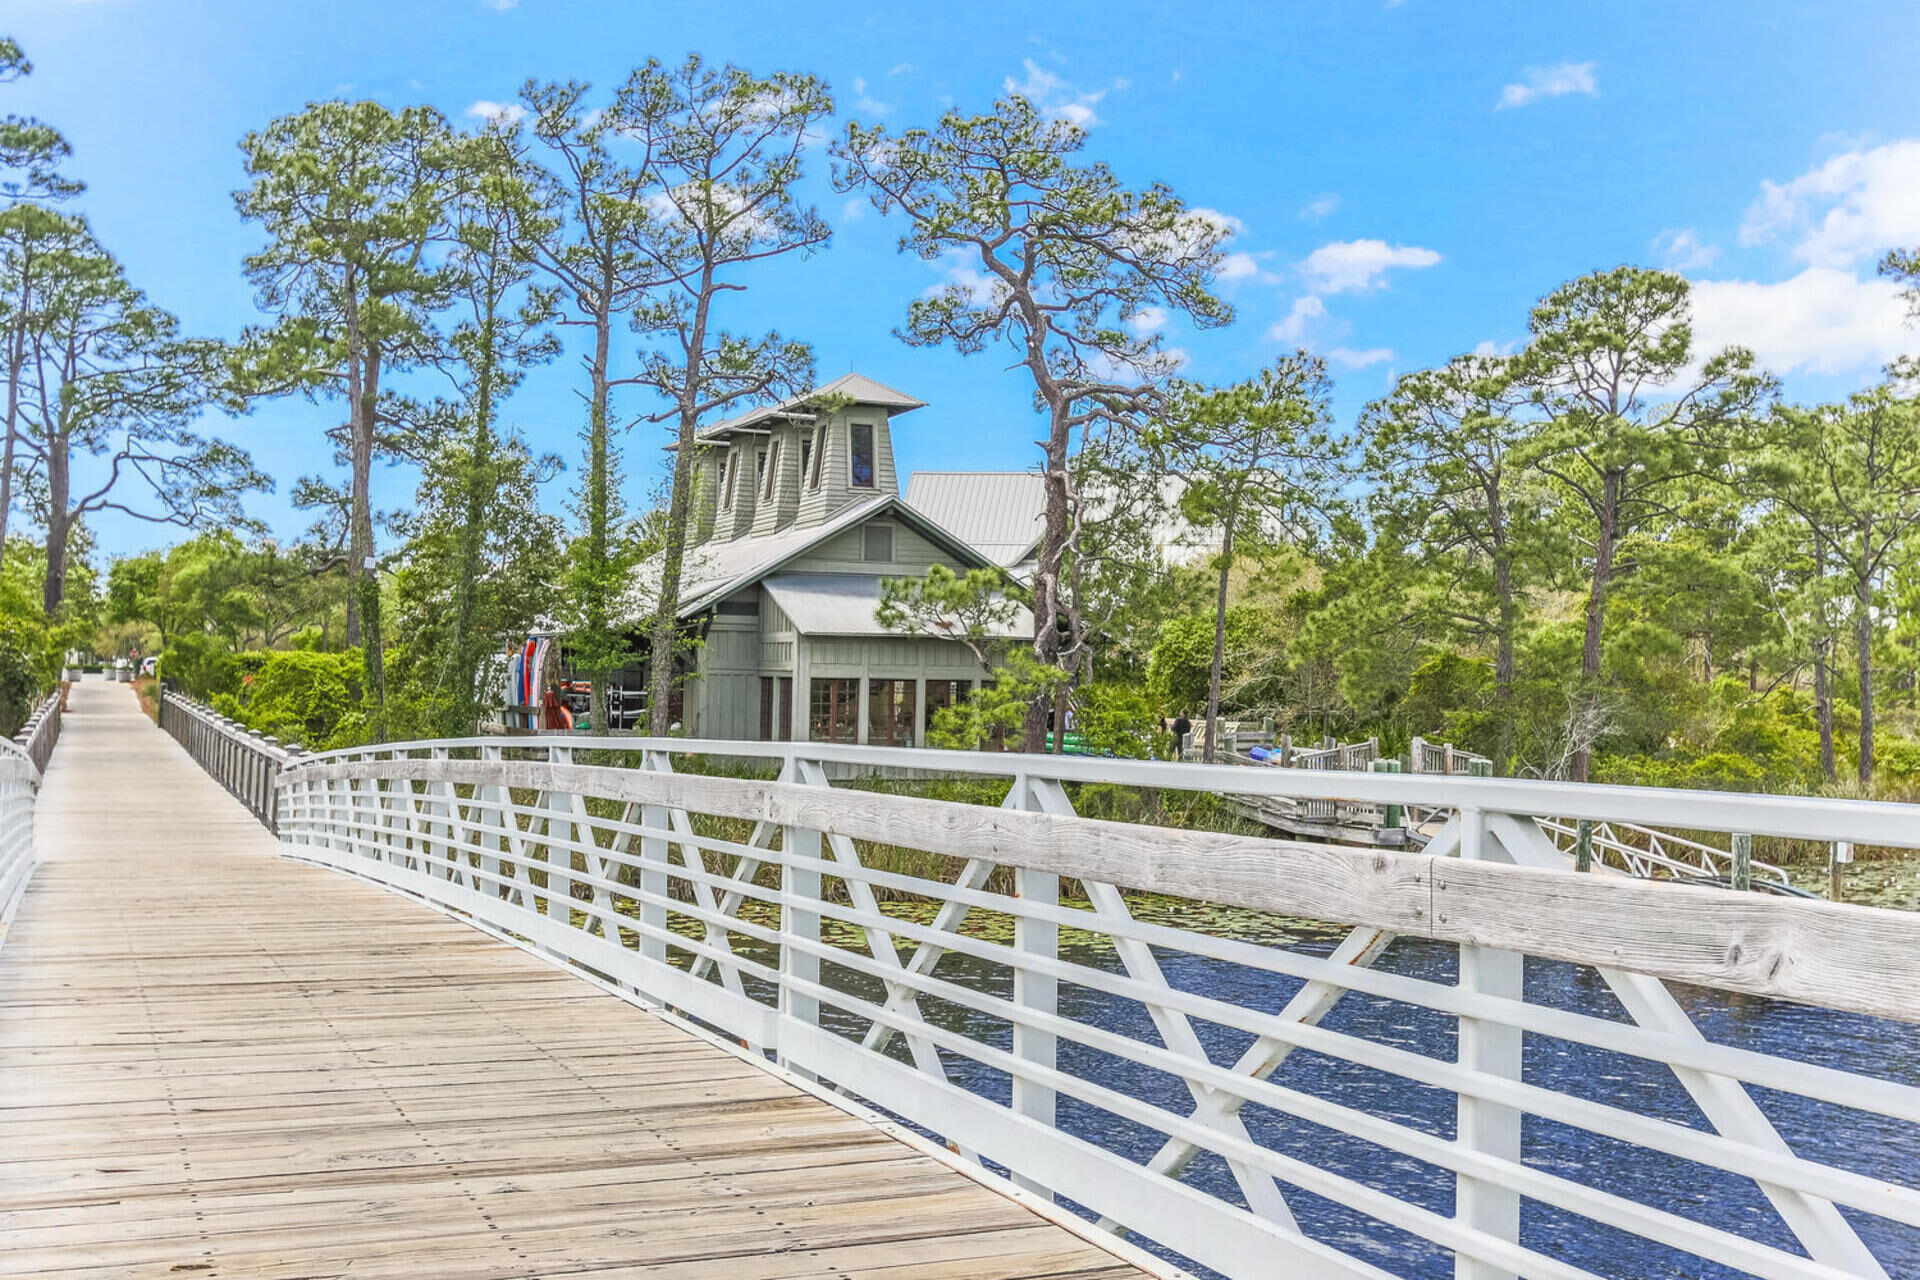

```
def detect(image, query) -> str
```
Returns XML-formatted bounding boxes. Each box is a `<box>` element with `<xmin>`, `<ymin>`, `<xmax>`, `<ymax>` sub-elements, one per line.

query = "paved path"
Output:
<box><xmin>0</xmin><ymin>682</ymin><xmax>1143</xmax><ymax>1280</ymax></box>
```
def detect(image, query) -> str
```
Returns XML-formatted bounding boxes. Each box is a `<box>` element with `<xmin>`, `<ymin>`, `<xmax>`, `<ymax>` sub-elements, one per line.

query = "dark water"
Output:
<box><xmin>776</xmin><ymin>920</ymin><xmax>1920</xmax><ymax>1280</ymax></box>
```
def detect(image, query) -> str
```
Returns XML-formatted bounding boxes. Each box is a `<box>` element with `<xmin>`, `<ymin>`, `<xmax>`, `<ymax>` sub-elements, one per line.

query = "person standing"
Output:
<box><xmin>1170</xmin><ymin>710</ymin><xmax>1192</xmax><ymax>756</ymax></box>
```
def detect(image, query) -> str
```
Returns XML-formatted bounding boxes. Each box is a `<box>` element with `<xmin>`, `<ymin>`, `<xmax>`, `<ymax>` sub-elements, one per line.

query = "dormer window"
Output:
<box><xmin>755</xmin><ymin>448</ymin><xmax>767</xmax><ymax>496</ymax></box>
<box><xmin>762</xmin><ymin>440</ymin><xmax>780</xmax><ymax>500</ymax></box>
<box><xmin>850</xmin><ymin>423</ymin><xmax>875</xmax><ymax>489</ymax></box>
<box><xmin>807</xmin><ymin>424</ymin><xmax>825</xmax><ymax>491</ymax></box>
<box><xmin>718</xmin><ymin>454</ymin><xmax>731</xmax><ymax>508</ymax></box>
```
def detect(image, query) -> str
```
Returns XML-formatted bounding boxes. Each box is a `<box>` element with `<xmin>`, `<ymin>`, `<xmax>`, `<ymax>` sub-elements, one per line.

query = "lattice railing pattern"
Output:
<box><xmin>270</xmin><ymin>737</ymin><xmax>1920</xmax><ymax>1280</ymax></box>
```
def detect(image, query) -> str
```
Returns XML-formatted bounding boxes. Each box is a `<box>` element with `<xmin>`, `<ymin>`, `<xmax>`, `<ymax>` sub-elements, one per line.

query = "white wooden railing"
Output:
<box><xmin>159</xmin><ymin>691</ymin><xmax>294</xmax><ymax>829</ymax></box>
<box><xmin>0</xmin><ymin>689</ymin><xmax>60</xmax><ymax>931</ymax></box>
<box><xmin>241</xmin><ymin>731</ymin><xmax>1920</xmax><ymax>1280</ymax></box>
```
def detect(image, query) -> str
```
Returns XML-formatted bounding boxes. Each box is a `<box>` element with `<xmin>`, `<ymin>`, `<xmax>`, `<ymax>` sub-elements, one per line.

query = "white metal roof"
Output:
<box><xmin>903</xmin><ymin>472</ymin><xmax>1046</xmax><ymax>568</ymax></box>
<box><xmin>762</xmin><ymin>572</ymin><xmax>1032</xmax><ymax>639</ymax></box>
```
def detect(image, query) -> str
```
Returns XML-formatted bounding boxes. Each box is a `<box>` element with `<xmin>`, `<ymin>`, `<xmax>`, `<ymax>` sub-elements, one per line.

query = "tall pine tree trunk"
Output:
<box><xmin>1856</xmin><ymin>569</ymin><xmax>1875</xmax><ymax>786</ymax></box>
<box><xmin>448</xmin><ymin>314</ymin><xmax>497</xmax><ymax>735</ymax></box>
<box><xmin>584</xmin><ymin>313</ymin><xmax>612</xmax><ymax>733</ymax></box>
<box><xmin>351</xmin><ymin>343</ymin><xmax>386</xmax><ymax>721</ymax></box>
<box><xmin>1204</xmin><ymin>517</ymin><xmax>1236</xmax><ymax>765</ymax></box>
<box><xmin>1813</xmin><ymin>634</ymin><xmax>1837</xmax><ymax>783</ymax></box>
<box><xmin>1024</xmin><ymin>398</ymin><xmax>1073</xmax><ymax>752</ymax></box>
<box><xmin>649</xmin><ymin>283</ymin><xmax>714</xmax><ymax>736</ymax></box>
<box><xmin>1493</xmin><ymin>552</ymin><xmax>1516</xmax><ymax>772</ymax></box>
<box><xmin>1571</xmin><ymin>471</ymin><xmax>1621</xmax><ymax>783</ymax></box>
<box><xmin>42</xmin><ymin>429</ymin><xmax>68</xmax><ymax>615</ymax></box>
<box><xmin>0</xmin><ymin>277</ymin><xmax>29</xmax><ymax>574</ymax></box>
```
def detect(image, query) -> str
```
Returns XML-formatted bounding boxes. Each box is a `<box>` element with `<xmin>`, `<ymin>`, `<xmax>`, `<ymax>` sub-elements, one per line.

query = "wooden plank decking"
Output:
<box><xmin>0</xmin><ymin>683</ymin><xmax>1148</xmax><ymax>1280</ymax></box>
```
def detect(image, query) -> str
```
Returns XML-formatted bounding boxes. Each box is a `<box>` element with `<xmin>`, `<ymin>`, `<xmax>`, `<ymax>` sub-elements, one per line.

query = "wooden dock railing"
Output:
<box><xmin>1</xmin><ymin>689</ymin><xmax>61</xmax><ymax>930</ymax></box>
<box><xmin>159</xmin><ymin>691</ymin><xmax>293</xmax><ymax>830</ymax></box>
<box><xmin>161</xmin><ymin>722</ymin><xmax>1918</xmax><ymax>1280</ymax></box>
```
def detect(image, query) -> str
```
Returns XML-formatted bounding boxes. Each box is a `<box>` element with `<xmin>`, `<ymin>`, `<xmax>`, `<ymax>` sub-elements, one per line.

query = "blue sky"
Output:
<box><xmin>7</xmin><ymin>0</ymin><xmax>1920</xmax><ymax>556</ymax></box>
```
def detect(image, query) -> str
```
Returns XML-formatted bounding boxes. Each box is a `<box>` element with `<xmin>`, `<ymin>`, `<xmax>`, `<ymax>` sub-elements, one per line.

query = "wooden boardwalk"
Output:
<box><xmin>0</xmin><ymin>684</ymin><xmax>1147</xmax><ymax>1280</ymax></box>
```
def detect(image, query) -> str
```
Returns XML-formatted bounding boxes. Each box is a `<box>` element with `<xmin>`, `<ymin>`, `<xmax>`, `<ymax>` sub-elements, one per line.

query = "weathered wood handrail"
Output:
<box><xmin>0</xmin><ymin>688</ymin><xmax>59</xmax><ymax>932</ymax></box>
<box><xmin>257</xmin><ymin>735</ymin><xmax>1920</xmax><ymax>1280</ymax></box>
<box><xmin>159</xmin><ymin>691</ymin><xmax>294</xmax><ymax>831</ymax></box>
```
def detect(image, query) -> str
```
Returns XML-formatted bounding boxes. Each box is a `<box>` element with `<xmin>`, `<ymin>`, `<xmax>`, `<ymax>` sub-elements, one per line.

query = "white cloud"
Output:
<box><xmin>1005</xmin><ymin>58</ymin><xmax>1112</xmax><ymax>128</ymax></box>
<box><xmin>1186</xmin><ymin>206</ymin><xmax>1244</xmax><ymax>238</ymax></box>
<box><xmin>1689</xmin><ymin>267</ymin><xmax>1911</xmax><ymax>375</ymax></box>
<box><xmin>1300</xmin><ymin>239</ymin><xmax>1442</xmax><ymax>294</ymax></box>
<box><xmin>923</xmin><ymin>251</ymin><xmax>1008</xmax><ymax>307</ymax></box>
<box><xmin>850</xmin><ymin>76</ymin><xmax>891</xmax><ymax>117</ymax></box>
<box><xmin>1217</xmin><ymin>252</ymin><xmax>1277</xmax><ymax>285</ymax></box>
<box><xmin>1126</xmin><ymin>305</ymin><xmax>1170</xmax><ymax>337</ymax></box>
<box><xmin>466</xmin><ymin>100</ymin><xmax>526</xmax><ymax>126</ymax></box>
<box><xmin>1299</xmin><ymin>193</ymin><xmax>1340</xmax><ymax>222</ymax></box>
<box><xmin>1327</xmin><ymin>346</ymin><xmax>1394</xmax><ymax>370</ymax></box>
<box><xmin>887</xmin><ymin>62</ymin><xmax>914</xmax><ymax>77</ymax></box>
<box><xmin>1495</xmin><ymin>61</ymin><xmax>1598</xmax><ymax>111</ymax></box>
<box><xmin>1652</xmin><ymin>227</ymin><xmax>1720</xmax><ymax>271</ymax></box>
<box><xmin>1267</xmin><ymin>295</ymin><xmax>1329</xmax><ymax>344</ymax></box>
<box><xmin>1739</xmin><ymin>139</ymin><xmax>1920</xmax><ymax>269</ymax></box>
<box><xmin>480</xmin><ymin>0</ymin><xmax>517</xmax><ymax>9</ymax></box>
<box><xmin>1472</xmin><ymin>339</ymin><xmax>1521</xmax><ymax>358</ymax></box>
<box><xmin>839</xmin><ymin>198</ymin><xmax>867</xmax><ymax>225</ymax></box>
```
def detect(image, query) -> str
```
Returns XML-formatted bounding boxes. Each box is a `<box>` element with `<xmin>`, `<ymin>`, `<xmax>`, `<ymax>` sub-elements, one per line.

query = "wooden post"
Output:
<box><xmin>1007</xmin><ymin>775</ymin><xmax>1059</xmax><ymax>1199</ymax></box>
<box><xmin>1830</xmin><ymin>841</ymin><xmax>1851</xmax><ymax>902</ymax></box>
<box><xmin>1731</xmin><ymin>832</ymin><xmax>1752</xmax><ymax>892</ymax></box>
<box><xmin>1371</xmin><ymin>758</ymin><xmax>1403</xmax><ymax>831</ymax></box>
<box><xmin>639</xmin><ymin>751</ymin><xmax>671</xmax><ymax>966</ymax></box>
<box><xmin>1574</xmin><ymin>819</ymin><xmax>1594</xmax><ymax>873</ymax></box>
<box><xmin>779</xmin><ymin>779</ymin><xmax>822</xmax><ymax>1076</ymax></box>
<box><xmin>1455</xmin><ymin>805</ymin><xmax>1522</xmax><ymax>1280</ymax></box>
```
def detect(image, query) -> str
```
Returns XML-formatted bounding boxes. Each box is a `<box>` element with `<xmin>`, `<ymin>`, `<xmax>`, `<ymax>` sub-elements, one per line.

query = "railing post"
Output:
<box><xmin>778</xmin><ymin>754</ymin><xmax>823</xmax><ymax>1075</ymax></box>
<box><xmin>1831</xmin><ymin>840</ymin><xmax>1851</xmax><ymax>901</ymax></box>
<box><xmin>639</xmin><ymin>750</ymin><xmax>671</xmax><ymax>966</ymax></box>
<box><xmin>1574</xmin><ymin>818</ymin><xmax>1594</xmax><ymax>873</ymax></box>
<box><xmin>1455</xmin><ymin>804</ymin><xmax>1522</xmax><ymax>1280</ymax></box>
<box><xmin>262</xmin><ymin>738</ymin><xmax>282</xmax><ymax>832</ymax></box>
<box><xmin>1005</xmin><ymin>772</ymin><xmax>1059</xmax><ymax>1199</ymax></box>
<box><xmin>1371</xmin><ymin>758</ymin><xmax>1403</xmax><ymax>832</ymax></box>
<box><xmin>1731</xmin><ymin>832</ymin><xmax>1752</xmax><ymax>892</ymax></box>
<box><xmin>544</xmin><ymin>745</ymin><xmax>574</xmax><ymax>921</ymax></box>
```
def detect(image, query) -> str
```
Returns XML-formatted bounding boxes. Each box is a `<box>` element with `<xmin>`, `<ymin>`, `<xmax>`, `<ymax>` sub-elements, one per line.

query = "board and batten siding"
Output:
<box><xmin>787</xmin><ymin>520</ymin><xmax>966</xmax><ymax>578</ymax></box>
<box><xmin>794</xmin><ymin>411</ymin><xmax>899</xmax><ymax>528</ymax></box>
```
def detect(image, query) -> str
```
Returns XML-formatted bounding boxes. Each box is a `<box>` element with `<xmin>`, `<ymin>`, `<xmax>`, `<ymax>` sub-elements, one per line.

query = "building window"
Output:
<box><xmin>849</xmin><ymin>422</ymin><xmax>875</xmax><ymax>488</ymax></box>
<box><xmin>755</xmin><ymin>448</ymin><xmax>767</xmax><ymax>496</ymax></box>
<box><xmin>716</xmin><ymin>454</ymin><xmax>730</xmax><ymax>507</ymax></box>
<box><xmin>924</xmin><ymin>679</ymin><xmax>971</xmax><ymax>736</ymax></box>
<box><xmin>760</xmin><ymin>676</ymin><xmax>792</xmax><ymax>741</ymax></box>
<box><xmin>809</xmin><ymin>677</ymin><xmax>858</xmax><ymax>744</ymax></box>
<box><xmin>863</xmin><ymin>523</ymin><xmax>893</xmax><ymax>562</ymax></box>
<box><xmin>807</xmin><ymin>425</ymin><xmax>825</xmax><ymax>491</ymax></box>
<box><xmin>762</xmin><ymin>441</ymin><xmax>780</xmax><ymax>500</ymax></box>
<box><xmin>723</xmin><ymin>452</ymin><xmax>738</xmax><ymax>509</ymax></box>
<box><xmin>868</xmin><ymin>678</ymin><xmax>915</xmax><ymax>747</ymax></box>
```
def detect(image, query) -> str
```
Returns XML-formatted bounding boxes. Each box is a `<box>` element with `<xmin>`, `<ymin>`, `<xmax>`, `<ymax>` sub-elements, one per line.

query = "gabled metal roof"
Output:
<box><xmin>762</xmin><ymin>573</ymin><xmax>1032</xmax><ymax>639</ymax></box>
<box><xmin>690</xmin><ymin>372</ymin><xmax>927</xmax><ymax>446</ymax></box>
<box><xmin>626</xmin><ymin>493</ymin><xmax>997</xmax><ymax>621</ymax></box>
<box><xmin>902</xmin><ymin>472</ymin><xmax>1046</xmax><ymax>568</ymax></box>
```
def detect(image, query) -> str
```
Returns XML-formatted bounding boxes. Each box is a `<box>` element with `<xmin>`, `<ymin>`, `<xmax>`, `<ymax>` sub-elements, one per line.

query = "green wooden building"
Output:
<box><xmin>632</xmin><ymin>373</ymin><xmax>1031</xmax><ymax>746</ymax></box>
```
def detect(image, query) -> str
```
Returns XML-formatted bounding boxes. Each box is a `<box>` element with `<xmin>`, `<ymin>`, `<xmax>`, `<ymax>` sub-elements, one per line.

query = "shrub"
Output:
<box><xmin>219</xmin><ymin>649</ymin><xmax>364</xmax><ymax>749</ymax></box>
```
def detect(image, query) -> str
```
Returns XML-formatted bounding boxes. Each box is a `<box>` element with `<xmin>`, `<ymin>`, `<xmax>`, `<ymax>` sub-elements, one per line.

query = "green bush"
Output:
<box><xmin>157</xmin><ymin>632</ymin><xmax>240</xmax><ymax>701</ymax></box>
<box><xmin>215</xmin><ymin>649</ymin><xmax>365</xmax><ymax>750</ymax></box>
